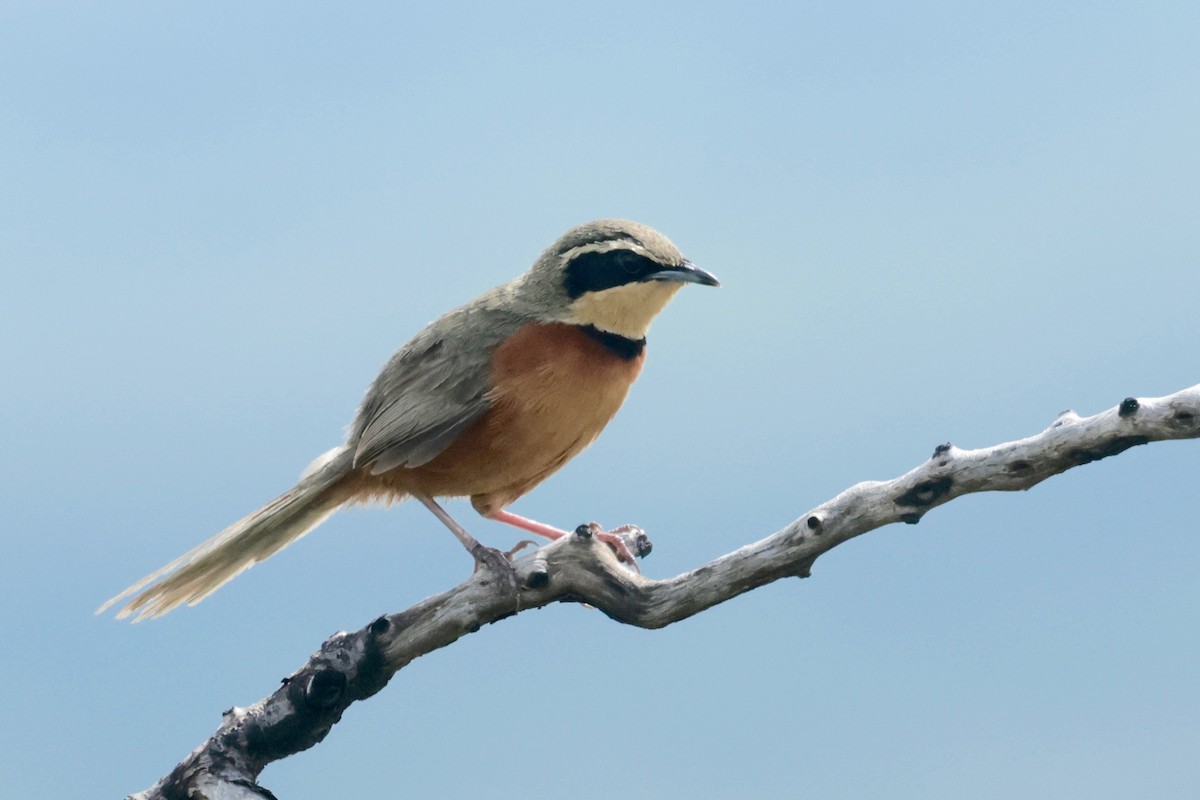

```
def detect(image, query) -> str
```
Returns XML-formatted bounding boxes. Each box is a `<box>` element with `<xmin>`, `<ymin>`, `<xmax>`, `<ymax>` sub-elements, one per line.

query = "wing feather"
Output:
<box><xmin>351</xmin><ymin>302</ymin><xmax>525</xmax><ymax>473</ymax></box>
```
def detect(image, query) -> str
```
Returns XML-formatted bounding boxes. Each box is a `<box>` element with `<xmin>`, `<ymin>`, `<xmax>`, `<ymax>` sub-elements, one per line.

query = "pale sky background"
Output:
<box><xmin>3</xmin><ymin>2</ymin><xmax>1198</xmax><ymax>798</ymax></box>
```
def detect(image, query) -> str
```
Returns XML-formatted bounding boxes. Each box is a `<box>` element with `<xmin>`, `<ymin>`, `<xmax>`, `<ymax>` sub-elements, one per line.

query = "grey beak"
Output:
<box><xmin>647</xmin><ymin>260</ymin><xmax>721</xmax><ymax>287</ymax></box>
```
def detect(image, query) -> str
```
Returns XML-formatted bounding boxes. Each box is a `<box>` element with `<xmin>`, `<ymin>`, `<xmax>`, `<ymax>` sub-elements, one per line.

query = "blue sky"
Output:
<box><xmin>3</xmin><ymin>2</ymin><xmax>1198</xmax><ymax>798</ymax></box>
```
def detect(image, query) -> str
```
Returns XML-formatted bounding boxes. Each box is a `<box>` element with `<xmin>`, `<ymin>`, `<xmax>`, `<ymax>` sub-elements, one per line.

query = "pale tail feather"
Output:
<box><xmin>98</xmin><ymin>447</ymin><xmax>353</xmax><ymax>621</ymax></box>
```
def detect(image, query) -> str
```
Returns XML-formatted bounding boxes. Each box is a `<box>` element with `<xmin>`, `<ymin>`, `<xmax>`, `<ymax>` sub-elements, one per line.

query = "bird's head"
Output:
<box><xmin>519</xmin><ymin>219</ymin><xmax>719</xmax><ymax>340</ymax></box>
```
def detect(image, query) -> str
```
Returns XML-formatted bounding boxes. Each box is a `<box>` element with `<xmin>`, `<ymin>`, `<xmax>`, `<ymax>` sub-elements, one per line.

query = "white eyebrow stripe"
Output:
<box><xmin>560</xmin><ymin>240</ymin><xmax>661</xmax><ymax>264</ymax></box>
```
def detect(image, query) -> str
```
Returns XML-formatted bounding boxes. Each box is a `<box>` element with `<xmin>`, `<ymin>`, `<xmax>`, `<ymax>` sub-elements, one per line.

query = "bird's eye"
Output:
<box><xmin>562</xmin><ymin>248</ymin><xmax>654</xmax><ymax>298</ymax></box>
<box><xmin>615</xmin><ymin>251</ymin><xmax>640</xmax><ymax>274</ymax></box>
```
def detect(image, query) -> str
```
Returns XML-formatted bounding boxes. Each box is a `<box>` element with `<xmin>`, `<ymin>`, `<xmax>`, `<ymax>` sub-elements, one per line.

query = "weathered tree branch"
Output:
<box><xmin>131</xmin><ymin>384</ymin><xmax>1200</xmax><ymax>800</ymax></box>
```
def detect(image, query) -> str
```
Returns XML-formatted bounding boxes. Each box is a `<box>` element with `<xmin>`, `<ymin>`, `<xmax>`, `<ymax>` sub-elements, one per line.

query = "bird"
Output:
<box><xmin>98</xmin><ymin>218</ymin><xmax>719</xmax><ymax>620</ymax></box>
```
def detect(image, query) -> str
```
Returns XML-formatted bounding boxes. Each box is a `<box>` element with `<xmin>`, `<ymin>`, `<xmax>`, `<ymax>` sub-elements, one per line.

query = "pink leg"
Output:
<box><xmin>487</xmin><ymin>509</ymin><xmax>641</xmax><ymax>570</ymax></box>
<box><xmin>414</xmin><ymin>492</ymin><xmax>512</xmax><ymax>579</ymax></box>
<box><xmin>487</xmin><ymin>509</ymin><xmax>568</xmax><ymax>541</ymax></box>
<box><xmin>415</xmin><ymin>492</ymin><xmax>487</xmax><ymax>553</ymax></box>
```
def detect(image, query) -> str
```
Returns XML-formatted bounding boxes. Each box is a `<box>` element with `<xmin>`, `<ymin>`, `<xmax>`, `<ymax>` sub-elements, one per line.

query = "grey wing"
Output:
<box><xmin>350</xmin><ymin>304</ymin><xmax>523</xmax><ymax>475</ymax></box>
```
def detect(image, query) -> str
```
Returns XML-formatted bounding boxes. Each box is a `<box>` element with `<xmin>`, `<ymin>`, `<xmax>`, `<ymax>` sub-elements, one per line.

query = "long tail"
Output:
<box><xmin>98</xmin><ymin>446</ymin><xmax>354</xmax><ymax>621</ymax></box>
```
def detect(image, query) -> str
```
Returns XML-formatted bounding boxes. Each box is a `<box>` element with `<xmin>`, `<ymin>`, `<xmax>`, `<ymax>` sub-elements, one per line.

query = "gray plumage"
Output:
<box><xmin>349</xmin><ymin>218</ymin><xmax>686</xmax><ymax>473</ymax></box>
<box><xmin>352</xmin><ymin>302</ymin><xmax>526</xmax><ymax>473</ymax></box>
<box><xmin>98</xmin><ymin>219</ymin><xmax>696</xmax><ymax>620</ymax></box>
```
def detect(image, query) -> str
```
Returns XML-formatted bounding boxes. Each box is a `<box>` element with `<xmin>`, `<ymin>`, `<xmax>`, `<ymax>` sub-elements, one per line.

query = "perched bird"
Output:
<box><xmin>99</xmin><ymin>219</ymin><xmax>718</xmax><ymax>620</ymax></box>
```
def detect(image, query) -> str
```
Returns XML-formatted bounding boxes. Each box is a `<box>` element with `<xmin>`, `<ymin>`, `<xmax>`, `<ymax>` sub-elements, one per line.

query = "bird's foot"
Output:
<box><xmin>575</xmin><ymin>522</ymin><xmax>652</xmax><ymax>571</ymax></box>
<box><xmin>485</xmin><ymin>509</ymin><xmax>651</xmax><ymax>572</ymax></box>
<box><xmin>503</xmin><ymin>539</ymin><xmax>539</xmax><ymax>559</ymax></box>
<box><xmin>469</xmin><ymin>543</ymin><xmax>519</xmax><ymax>593</ymax></box>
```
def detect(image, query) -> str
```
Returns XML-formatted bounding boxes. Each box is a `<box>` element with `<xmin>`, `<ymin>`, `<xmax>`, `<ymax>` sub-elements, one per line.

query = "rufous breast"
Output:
<box><xmin>396</xmin><ymin>322</ymin><xmax>645</xmax><ymax>512</ymax></box>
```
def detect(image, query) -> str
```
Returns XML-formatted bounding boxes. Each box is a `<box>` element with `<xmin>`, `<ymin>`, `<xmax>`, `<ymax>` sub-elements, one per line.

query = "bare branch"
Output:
<box><xmin>131</xmin><ymin>384</ymin><xmax>1200</xmax><ymax>800</ymax></box>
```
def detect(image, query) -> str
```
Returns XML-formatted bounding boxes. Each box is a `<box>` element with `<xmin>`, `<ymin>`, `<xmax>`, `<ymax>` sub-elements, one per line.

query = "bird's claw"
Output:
<box><xmin>577</xmin><ymin>522</ymin><xmax>651</xmax><ymax>572</ymax></box>
<box><xmin>470</xmin><ymin>544</ymin><xmax>518</xmax><ymax>591</ymax></box>
<box><xmin>503</xmin><ymin>539</ymin><xmax>539</xmax><ymax>559</ymax></box>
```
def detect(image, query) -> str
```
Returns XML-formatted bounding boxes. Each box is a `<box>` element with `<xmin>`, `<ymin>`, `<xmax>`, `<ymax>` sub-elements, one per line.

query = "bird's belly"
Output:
<box><xmin>398</xmin><ymin>322</ymin><xmax>644</xmax><ymax>510</ymax></box>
